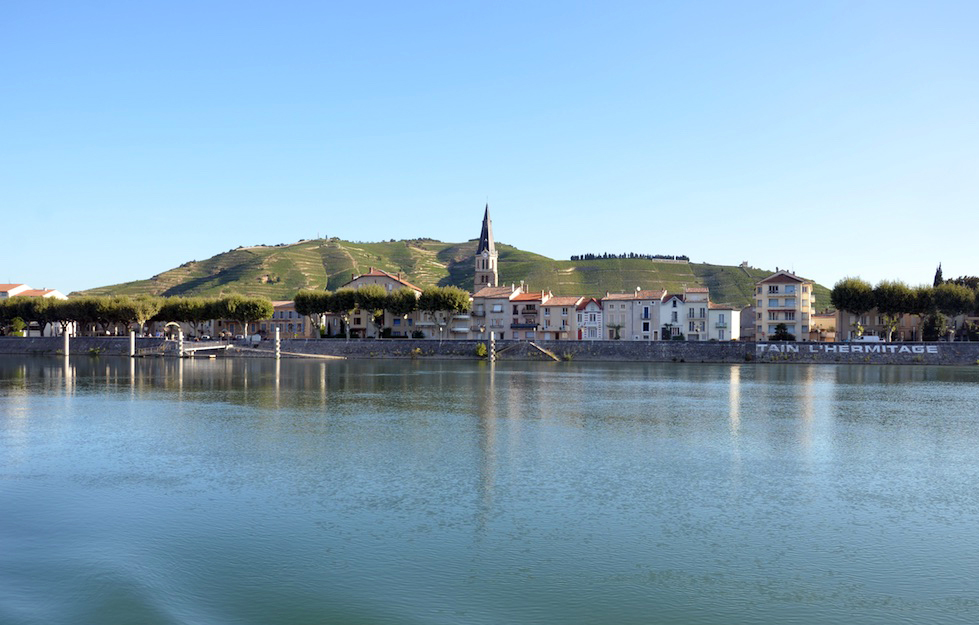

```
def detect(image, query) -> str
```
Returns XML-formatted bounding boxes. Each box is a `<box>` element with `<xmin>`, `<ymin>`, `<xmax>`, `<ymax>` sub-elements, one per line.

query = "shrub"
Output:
<box><xmin>475</xmin><ymin>343</ymin><xmax>488</xmax><ymax>358</ymax></box>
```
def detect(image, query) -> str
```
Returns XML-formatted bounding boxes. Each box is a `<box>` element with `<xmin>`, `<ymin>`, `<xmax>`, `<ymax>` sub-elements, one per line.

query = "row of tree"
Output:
<box><xmin>294</xmin><ymin>285</ymin><xmax>471</xmax><ymax>339</ymax></box>
<box><xmin>0</xmin><ymin>295</ymin><xmax>274</xmax><ymax>337</ymax></box>
<box><xmin>830</xmin><ymin>278</ymin><xmax>977</xmax><ymax>341</ymax></box>
<box><xmin>569</xmin><ymin>253</ymin><xmax>690</xmax><ymax>261</ymax></box>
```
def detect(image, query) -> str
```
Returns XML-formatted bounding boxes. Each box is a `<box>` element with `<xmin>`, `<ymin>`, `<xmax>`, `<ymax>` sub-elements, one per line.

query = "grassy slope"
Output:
<box><xmin>77</xmin><ymin>238</ymin><xmax>831</xmax><ymax>309</ymax></box>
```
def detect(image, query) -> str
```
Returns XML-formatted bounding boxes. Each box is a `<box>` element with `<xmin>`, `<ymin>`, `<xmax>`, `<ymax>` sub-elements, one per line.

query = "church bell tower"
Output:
<box><xmin>475</xmin><ymin>204</ymin><xmax>498</xmax><ymax>289</ymax></box>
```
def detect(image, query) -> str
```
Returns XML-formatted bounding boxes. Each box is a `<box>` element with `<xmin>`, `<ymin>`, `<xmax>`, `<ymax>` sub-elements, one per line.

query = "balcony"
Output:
<box><xmin>510</xmin><ymin>323</ymin><xmax>537</xmax><ymax>329</ymax></box>
<box><xmin>471</xmin><ymin>310</ymin><xmax>486</xmax><ymax>317</ymax></box>
<box><xmin>715</xmin><ymin>323</ymin><xmax>728</xmax><ymax>329</ymax></box>
<box><xmin>452</xmin><ymin>313</ymin><xmax>471</xmax><ymax>320</ymax></box>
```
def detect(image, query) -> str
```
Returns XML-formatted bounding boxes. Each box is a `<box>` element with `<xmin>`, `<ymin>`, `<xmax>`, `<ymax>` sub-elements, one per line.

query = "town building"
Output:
<box><xmin>708</xmin><ymin>304</ymin><xmax>741</xmax><ymax>341</ymax></box>
<box><xmin>510</xmin><ymin>291</ymin><xmax>547</xmax><ymax>340</ymax></box>
<box><xmin>539</xmin><ymin>296</ymin><xmax>583</xmax><ymax>340</ymax></box>
<box><xmin>754</xmin><ymin>270</ymin><xmax>815</xmax><ymax>341</ymax></box>
<box><xmin>576</xmin><ymin>298</ymin><xmax>603</xmax><ymax>340</ymax></box>
<box><xmin>472</xmin><ymin>284</ymin><xmax>524</xmax><ymax>340</ymax></box>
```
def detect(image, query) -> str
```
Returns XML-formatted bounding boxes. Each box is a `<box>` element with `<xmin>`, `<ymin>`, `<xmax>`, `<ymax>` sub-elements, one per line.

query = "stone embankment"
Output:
<box><xmin>2</xmin><ymin>337</ymin><xmax>978</xmax><ymax>365</ymax></box>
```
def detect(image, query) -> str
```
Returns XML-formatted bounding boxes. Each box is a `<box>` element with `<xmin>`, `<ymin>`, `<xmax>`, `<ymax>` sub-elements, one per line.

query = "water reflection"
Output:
<box><xmin>4</xmin><ymin>357</ymin><xmax>979</xmax><ymax>624</ymax></box>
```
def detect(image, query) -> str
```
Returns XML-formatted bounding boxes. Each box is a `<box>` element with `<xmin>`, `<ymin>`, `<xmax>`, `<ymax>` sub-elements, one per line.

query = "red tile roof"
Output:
<box><xmin>473</xmin><ymin>286</ymin><xmax>520</xmax><ymax>299</ymax></box>
<box><xmin>577</xmin><ymin>297</ymin><xmax>602</xmax><ymax>310</ymax></box>
<box><xmin>511</xmin><ymin>292</ymin><xmax>544</xmax><ymax>302</ymax></box>
<box><xmin>0</xmin><ymin>284</ymin><xmax>27</xmax><ymax>291</ymax></box>
<box><xmin>344</xmin><ymin>267</ymin><xmax>422</xmax><ymax>292</ymax></box>
<box><xmin>544</xmin><ymin>296</ymin><xmax>584</xmax><ymax>306</ymax></box>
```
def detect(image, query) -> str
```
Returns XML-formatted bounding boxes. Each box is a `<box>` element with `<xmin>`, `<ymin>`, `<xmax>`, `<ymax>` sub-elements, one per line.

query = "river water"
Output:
<box><xmin>2</xmin><ymin>356</ymin><xmax>979</xmax><ymax>625</ymax></box>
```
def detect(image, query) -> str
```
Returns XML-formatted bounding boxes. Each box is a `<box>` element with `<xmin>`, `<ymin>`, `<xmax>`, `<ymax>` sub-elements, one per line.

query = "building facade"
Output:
<box><xmin>754</xmin><ymin>270</ymin><xmax>815</xmax><ymax>342</ymax></box>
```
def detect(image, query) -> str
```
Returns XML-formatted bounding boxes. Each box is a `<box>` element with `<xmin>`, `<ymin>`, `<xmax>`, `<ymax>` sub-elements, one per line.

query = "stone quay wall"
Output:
<box><xmin>0</xmin><ymin>337</ymin><xmax>166</xmax><ymax>356</ymax></box>
<box><xmin>2</xmin><ymin>337</ymin><xmax>978</xmax><ymax>366</ymax></box>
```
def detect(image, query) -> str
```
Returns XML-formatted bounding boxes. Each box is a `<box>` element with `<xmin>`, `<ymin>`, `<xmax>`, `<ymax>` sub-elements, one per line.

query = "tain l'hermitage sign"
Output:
<box><xmin>757</xmin><ymin>343</ymin><xmax>939</xmax><ymax>354</ymax></box>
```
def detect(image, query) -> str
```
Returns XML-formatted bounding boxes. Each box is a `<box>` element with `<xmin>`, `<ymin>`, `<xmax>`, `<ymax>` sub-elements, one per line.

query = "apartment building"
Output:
<box><xmin>472</xmin><ymin>284</ymin><xmax>524</xmax><ymax>340</ymax></box>
<box><xmin>510</xmin><ymin>291</ymin><xmax>547</xmax><ymax>340</ymax></box>
<box><xmin>754</xmin><ymin>270</ymin><xmax>815</xmax><ymax>341</ymax></box>
<box><xmin>683</xmin><ymin>287</ymin><xmax>710</xmax><ymax>341</ymax></box>
<box><xmin>539</xmin><ymin>296</ymin><xmax>583</xmax><ymax>340</ymax></box>
<box><xmin>576</xmin><ymin>298</ymin><xmax>603</xmax><ymax>340</ymax></box>
<box><xmin>707</xmin><ymin>303</ymin><xmax>740</xmax><ymax>341</ymax></box>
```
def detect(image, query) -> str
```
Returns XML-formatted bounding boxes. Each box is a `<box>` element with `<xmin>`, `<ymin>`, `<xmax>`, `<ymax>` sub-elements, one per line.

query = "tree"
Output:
<box><xmin>386</xmin><ymin>288</ymin><xmax>419</xmax><ymax>337</ymax></box>
<box><xmin>355</xmin><ymin>284</ymin><xmax>389</xmax><ymax>339</ymax></box>
<box><xmin>873</xmin><ymin>280</ymin><xmax>913</xmax><ymax>342</ymax></box>
<box><xmin>294</xmin><ymin>290</ymin><xmax>331</xmax><ymax>336</ymax></box>
<box><xmin>830</xmin><ymin>277</ymin><xmax>874</xmax><ymax>339</ymax></box>
<box><xmin>221</xmin><ymin>296</ymin><xmax>273</xmax><ymax>338</ymax></box>
<box><xmin>909</xmin><ymin>286</ymin><xmax>934</xmax><ymax>342</ymax></box>
<box><xmin>771</xmin><ymin>323</ymin><xmax>795</xmax><ymax>341</ymax></box>
<box><xmin>934</xmin><ymin>264</ymin><xmax>944</xmax><ymax>287</ymax></box>
<box><xmin>418</xmin><ymin>286</ymin><xmax>471</xmax><ymax>342</ymax></box>
<box><xmin>932</xmin><ymin>283</ymin><xmax>975</xmax><ymax>340</ymax></box>
<box><xmin>327</xmin><ymin>289</ymin><xmax>357</xmax><ymax>340</ymax></box>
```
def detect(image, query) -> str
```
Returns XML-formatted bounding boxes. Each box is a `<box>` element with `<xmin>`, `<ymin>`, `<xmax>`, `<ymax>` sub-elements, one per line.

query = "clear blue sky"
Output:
<box><xmin>3</xmin><ymin>1</ymin><xmax>977</xmax><ymax>294</ymax></box>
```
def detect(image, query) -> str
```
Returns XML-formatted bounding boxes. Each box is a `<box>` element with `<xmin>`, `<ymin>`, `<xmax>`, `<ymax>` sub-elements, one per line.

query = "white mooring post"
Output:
<box><xmin>129</xmin><ymin>330</ymin><xmax>136</xmax><ymax>357</ymax></box>
<box><xmin>178</xmin><ymin>330</ymin><xmax>184</xmax><ymax>358</ymax></box>
<box><xmin>63</xmin><ymin>328</ymin><xmax>70</xmax><ymax>357</ymax></box>
<box><xmin>275</xmin><ymin>327</ymin><xmax>281</xmax><ymax>360</ymax></box>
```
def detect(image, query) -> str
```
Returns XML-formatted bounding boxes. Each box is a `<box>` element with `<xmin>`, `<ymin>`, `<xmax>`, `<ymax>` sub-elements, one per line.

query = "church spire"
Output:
<box><xmin>474</xmin><ymin>203</ymin><xmax>499</xmax><ymax>289</ymax></box>
<box><xmin>477</xmin><ymin>203</ymin><xmax>495</xmax><ymax>255</ymax></box>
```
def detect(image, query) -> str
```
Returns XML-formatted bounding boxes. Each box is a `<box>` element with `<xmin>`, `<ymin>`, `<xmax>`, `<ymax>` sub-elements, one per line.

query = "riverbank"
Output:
<box><xmin>2</xmin><ymin>337</ymin><xmax>978</xmax><ymax>365</ymax></box>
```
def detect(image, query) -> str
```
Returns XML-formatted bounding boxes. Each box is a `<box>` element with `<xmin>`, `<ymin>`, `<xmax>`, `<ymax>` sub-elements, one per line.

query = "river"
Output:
<box><xmin>2</xmin><ymin>356</ymin><xmax>978</xmax><ymax>624</ymax></box>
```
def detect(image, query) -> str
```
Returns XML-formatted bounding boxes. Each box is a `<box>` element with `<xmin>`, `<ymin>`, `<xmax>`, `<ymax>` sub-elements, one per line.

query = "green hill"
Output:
<box><xmin>76</xmin><ymin>238</ymin><xmax>831</xmax><ymax>309</ymax></box>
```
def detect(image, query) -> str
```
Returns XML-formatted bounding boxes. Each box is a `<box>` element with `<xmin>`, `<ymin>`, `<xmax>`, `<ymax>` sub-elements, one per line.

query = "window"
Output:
<box><xmin>577</xmin><ymin>313</ymin><xmax>582</xmax><ymax>323</ymax></box>
<box><xmin>589</xmin><ymin>313</ymin><xmax>597</xmax><ymax>322</ymax></box>
<box><xmin>689</xmin><ymin>321</ymin><xmax>695</xmax><ymax>332</ymax></box>
<box><xmin>699</xmin><ymin>308</ymin><xmax>706</xmax><ymax>318</ymax></box>
<box><xmin>689</xmin><ymin>309</ymin><xmax>695</xmax><ymax>318</ymax></box>
<box><xmin>768</xmin><ymin>299</ymin><xmax>779</xmax><ymax>308</ymax></box>
<box><xmin>785</xmin><ymin>285</ymin><xmax>796</xmax><ymax>294</ymax></box>
<box><xmin>757</xmin><ymin>312</ymin><xmax>761</xmax><ymax>319</ymax></box>
<box><xmin>768</xmin><ymin>285</ymin><xmax>779</xmax><ymax>293</ymax></box>
<box><xmin>757</xmin><ymin>287</ymin><xmax>762</xmax><ymax>294</ymax></box>
<box><xmin>719</xmin><ymin>330</ymin><xmax>725</xmax><ymax>340</ymax></box>
<box><xmin>785</xmin><ymin>297</ymin><xmax>796</xmax><ymax>307</ymax></box>
<box><xmin>642</xmin><ymin>322</ymin><xmax>650</xmax><ymax>332</ymax></box>
<box><xmin>672</xmin><ymin>300</ymin><xmax>677</xmax><ymax>308</ymax></box>
<box><xmin>671</xmin><ymin>311</ymin><xmax>678</xmax><ymax>322</ymax></box>
<box><xmin>513</xmin><ymin>305</ymin><xmax>518</xmax><ymax>314</ymax></box>
<box><xmin>544</xmin><ymin>308</ymin><xmax>550</xmax><ymax>316</ymax></box>
<box><xmin>757</xmin><ymin>300</ymin><xmax>762</xmax><ymax>308</ymax></box>
<box><xmin>785</xmin><ymin>312</ymin><xmax>795</xmax><ymax>321</ymax></box>
<box><xmin>393</xmin><ymin>319</ymin><xmax>400</xmax><ymax>325</ymax></box>
<box><xmin>769</xmin><ymin>311</ymin><xmax>778</xmax><ymax>320</ymax></box>
<box><xmin>718</xmin><ymin>314</ymin><xmax>725</xmax><ymax>323</ymax></box>
<box><xmin>491</xmin><ymin>304</ymin><xmax>503</xmax><ymax>313</ymax></box>
<box><xmin>643</xmin><ymin>306</ymin><xmax>650</xmax><ymax>319</ymax></box>
<box><xmin>562</xmin><ymin>307</ymin><xmax>568</xmax><ymax>315</ymax></box>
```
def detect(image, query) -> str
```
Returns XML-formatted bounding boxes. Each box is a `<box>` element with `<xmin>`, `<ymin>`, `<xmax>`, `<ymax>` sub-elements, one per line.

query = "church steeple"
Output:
<box><xmin>477</xmin><ymin>203</ymin><xmax>494</xmax><ymax>255</ymax></box>
<box><xmin>475</xmin><ymin>204</ymin><xmax>499</xmax><ymax>289</ymax></box>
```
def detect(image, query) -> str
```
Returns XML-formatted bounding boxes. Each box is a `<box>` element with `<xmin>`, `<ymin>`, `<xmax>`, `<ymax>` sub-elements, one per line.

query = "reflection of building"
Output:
<box><xmin>754</xmin><ymin>270</ymin><xmax>815</xmax><ymax>342</ymax></box>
